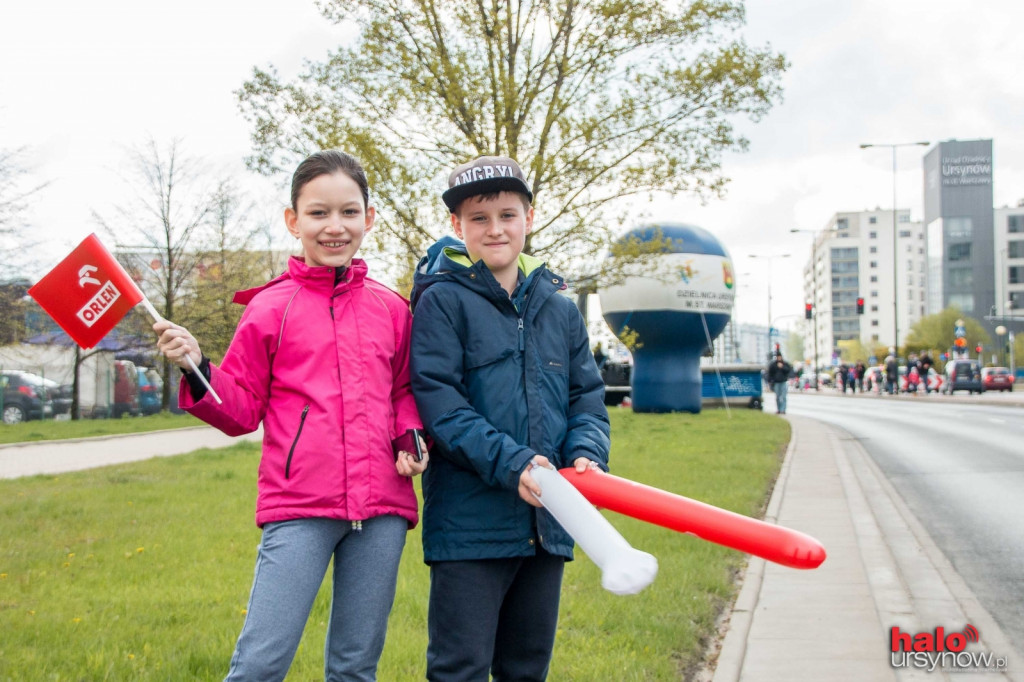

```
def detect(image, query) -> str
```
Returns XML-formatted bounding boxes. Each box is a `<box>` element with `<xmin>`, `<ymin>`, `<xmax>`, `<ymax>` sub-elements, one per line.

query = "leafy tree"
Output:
<box><xmin>784</xmin><ymin>330</ymin><xmax>804</xmax><ymax>363</ymax></box>
<box><xmin>836</xmin><ymin>338</ymin><xmax>869</xmax><ymax>365</ymax></box>
<box><xmin>237</xmin><ymin>0</ymin><xmax>786</xmax><ymax>284</ymax></box>
<box><xmin>903</xmin><ymin>307</ymin><xmax>991</xmax><ymax>362</ymax></box>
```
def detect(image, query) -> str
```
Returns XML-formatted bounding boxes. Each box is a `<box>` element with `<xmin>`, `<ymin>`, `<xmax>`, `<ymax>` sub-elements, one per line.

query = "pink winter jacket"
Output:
<box><xmin>180</xmin><ymin>257</ymin><xmax>421</xmax><ymax>528</ymax></box>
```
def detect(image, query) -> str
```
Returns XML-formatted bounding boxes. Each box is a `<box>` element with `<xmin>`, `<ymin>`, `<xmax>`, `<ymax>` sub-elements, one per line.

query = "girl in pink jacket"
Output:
<box><xmin>153</xmin><ymin>150</ymin><xmax>428</xmax><ymax>681</ymax></box>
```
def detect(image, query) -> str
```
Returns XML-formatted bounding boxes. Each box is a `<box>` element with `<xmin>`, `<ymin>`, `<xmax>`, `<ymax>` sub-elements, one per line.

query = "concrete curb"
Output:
<box><xmin>710</xmin><ymin>418</ymin><xmax>799</xmax><ymax>682</ymax></box>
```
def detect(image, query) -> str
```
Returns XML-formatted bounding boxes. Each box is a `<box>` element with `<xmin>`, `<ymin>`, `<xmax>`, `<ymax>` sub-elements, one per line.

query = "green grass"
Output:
<box><xmin>0</xmin><ymin>412</ymin><xmax>203</xmax><ymax>444</ymax></box>
<box><xmin>0</xmin><ymin>409</ymin><xmax>789</xmax><ymax>681</ymax></box>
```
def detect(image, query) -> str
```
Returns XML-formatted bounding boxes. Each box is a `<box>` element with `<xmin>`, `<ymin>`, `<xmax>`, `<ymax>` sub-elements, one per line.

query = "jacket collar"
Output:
<box><xmin>233</xmin><ymin>256</ymin><xmax>368</xmax><ymax>305</ymax></box>
<box><xmin>410</xmin><ymin>236</ymin><xmax>564</xmax><ymax>312</ymax></box>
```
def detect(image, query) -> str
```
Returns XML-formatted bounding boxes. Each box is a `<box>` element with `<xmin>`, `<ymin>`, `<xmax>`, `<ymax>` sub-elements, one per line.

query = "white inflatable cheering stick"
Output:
<box><xmin>529</xmin><ymin>464</ymin><xmax>658</xmax><ymax>595</ymax></box>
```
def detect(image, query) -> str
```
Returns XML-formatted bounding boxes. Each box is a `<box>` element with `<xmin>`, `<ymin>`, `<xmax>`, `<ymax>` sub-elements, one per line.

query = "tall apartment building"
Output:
<box><xmin>800</xmin><ymin>209</ymin><xmax>926</xmax><ymax>366</ymax></box>
<box><xmin>995</xmin><ymin>204</ymin><xmax>1024</xmax><ymax>318</ymax></box>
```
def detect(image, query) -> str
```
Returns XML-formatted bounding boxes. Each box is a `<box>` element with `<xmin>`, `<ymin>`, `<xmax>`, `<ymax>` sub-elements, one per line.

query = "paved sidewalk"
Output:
<box><xmin>0</xmin><ymin>426</ymin><xmax>262</xmax><ymax>479</ymax></box>
<box><xmin>711</xmin><ymin>414</ymin><xmax>1024</xmax><ymax>682</ymax></box>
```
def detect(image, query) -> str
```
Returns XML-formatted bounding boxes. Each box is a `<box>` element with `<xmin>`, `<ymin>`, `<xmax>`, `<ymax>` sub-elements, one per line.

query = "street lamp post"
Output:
<box><xmin>859</xmin><ymin>141</ymin><xmax>929</xmax><ymax>358</ymax></box>
<box><xmin>749</xmin><ymin>253</ymin><xmax>790</xmax><ymax>362</ymax></box>
<box><xmin>996</xmin><ymin>325</ymin><xmax>1007</xmax><ymax>367</ymax></box>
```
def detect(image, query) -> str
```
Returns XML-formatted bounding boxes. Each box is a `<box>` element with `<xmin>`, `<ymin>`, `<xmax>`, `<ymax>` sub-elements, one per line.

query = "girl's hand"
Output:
<box><xmin>153</xmin><ymin>320</ymin><xmax>202</xmax><ymax>371</ymax></box>
<box><xmin>395</xmin><ymin>435</ymin><xmax>429</xmax><ymax>477</ymax></box>
<box><xmin>573</xmin><ymin>457</ymin><xmax>602</xmax><ymax>473</ymax></box>
<box><xmin>518</xmin><ymin>455</ymin><xmax>552</xmax><ymax>507</ymax></box>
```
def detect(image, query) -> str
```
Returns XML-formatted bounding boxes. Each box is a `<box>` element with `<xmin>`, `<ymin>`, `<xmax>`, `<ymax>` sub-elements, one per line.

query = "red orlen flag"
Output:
<box><xmin>28</xmin><ymin>233</ymin><xmax>145</xmax><ymax>349</ymax></box>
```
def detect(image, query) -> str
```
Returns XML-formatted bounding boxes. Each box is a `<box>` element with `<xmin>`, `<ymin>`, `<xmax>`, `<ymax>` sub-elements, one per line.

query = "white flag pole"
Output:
<box><xmin>140</xmin><ymin>298</ymin><xmax>223</xmax><ymax>405</ymax></box>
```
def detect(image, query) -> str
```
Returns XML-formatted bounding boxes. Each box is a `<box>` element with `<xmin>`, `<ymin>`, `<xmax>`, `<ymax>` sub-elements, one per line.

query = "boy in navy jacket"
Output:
<box><xmin>410</xmin><ymin>155</ymin><xmax>611</xmax><ymax>681</ymax></box>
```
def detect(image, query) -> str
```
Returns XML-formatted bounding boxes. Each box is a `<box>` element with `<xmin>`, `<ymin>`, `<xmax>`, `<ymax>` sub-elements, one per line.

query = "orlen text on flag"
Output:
<box><xmin>28</xmin><ymin>233</ymin><xmax>145</xmax><ymax>349</ymax></box>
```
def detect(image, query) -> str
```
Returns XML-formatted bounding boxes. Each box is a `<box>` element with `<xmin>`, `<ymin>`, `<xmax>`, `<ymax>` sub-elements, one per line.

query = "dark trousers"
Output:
<box><xmin>427</xmin><ymin>551</ymin><xmax>565</xmax><ymax>682</ymax></box>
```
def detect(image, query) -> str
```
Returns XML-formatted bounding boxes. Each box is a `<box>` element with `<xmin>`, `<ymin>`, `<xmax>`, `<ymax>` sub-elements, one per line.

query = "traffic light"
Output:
<box><xmin>954</xmin><ymin>337</ymin><xmax>966</xmax><ymax>348</ymax></box>
<box><xmin>975</xmin><ymin>344</ymin><xmax>983</xmax><ymax>354</ymax></box>
<box><xmin>805</xmin><ymin>303</ymin><xmax>813</xmax><ymax>320</ymax></box>
<box><xmin>856</xmin><ymin>297</ymin><xmax>864</xmax><ymax>315</ymax></box>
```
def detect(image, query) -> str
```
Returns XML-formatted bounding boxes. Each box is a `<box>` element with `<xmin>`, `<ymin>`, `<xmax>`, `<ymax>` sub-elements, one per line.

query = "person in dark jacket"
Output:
<box><xmin>919</xmin><ymin>351</ymin><xmax>934</xmax><ymax>393</ymax></box>
<box><xmin>765</xmin><ymin>353</ymin><xmax>793</xmax><ymax>414</ymax></box>
<box><xmin>409</xmin><ymin>155</ymin><xmax>611</xmax><ymax>681</ymax></box>
<box><xmin>885</xmin><ymin>351</ymin><xmax>899</xmax><ymax>395</ymax></box>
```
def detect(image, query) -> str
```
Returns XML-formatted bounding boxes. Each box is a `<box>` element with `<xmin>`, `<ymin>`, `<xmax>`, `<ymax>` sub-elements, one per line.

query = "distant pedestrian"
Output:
<box><xmin>766</xmin><ymin>353</ymin><xmax>793</xmax><ymax>414</ymax></box>
<box><xmin>885</xmin><ymin>351</ymin><xmax>899</xmax><ymax>395</ymax></box>
<box><xmin>920</xmin><ymin>351</ymin><xmax>934</xmax><ymax>394</ymax></box>
<box><xmin>907</xmin><ymin>365</ymin><xmax>921</xmax><ymax>394</ymax></box>
<box><xmin>855</xmin><ymin>361</ymin><xmax>866</xmax><ymax>393</ymax></box>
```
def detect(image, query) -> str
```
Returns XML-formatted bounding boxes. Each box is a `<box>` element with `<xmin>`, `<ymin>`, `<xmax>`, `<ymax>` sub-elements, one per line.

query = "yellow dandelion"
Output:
<box><xmin>1</xmin><ymin>573</ymin><xmax>7</xmax><ymax>580</ymax></box>
<box><xmin>136</xmin><ymin>547</ymin><xmax>144</xmax><ymax>554</ymax></box>
<box><xmin>240</xmin><ymin>608</ymin><xmax>248</xmax><ymax>615</ymax></box>
<box><xmin>67</xmin><ymin>553</ymin><xmax>75</xmax><ymax>558</ymax></box>
<box><xmin>72</xmin><ymin>617</ymin><xmax>81</xmax><ymax>623</ymax></box>
<box><xmin>63</xmin><ymin>562</ymin><xmax>70</xmax><ymax>568</ymax></box>
<box><xmin>27</xmin><ymin>610</ymin><xmax>36</xmax><ymax>616</ymax></box>
<box><xmin>127</xmin><ymin>654</ymin><xmax>135</xmax><ymax>660</ymax></box>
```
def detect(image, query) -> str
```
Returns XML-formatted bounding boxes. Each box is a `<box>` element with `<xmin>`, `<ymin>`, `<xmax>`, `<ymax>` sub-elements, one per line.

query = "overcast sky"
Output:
<box><xmin>3</xmin><ymin>0</ymin><xmax>1023</xmax><ymax>328</ymax></box>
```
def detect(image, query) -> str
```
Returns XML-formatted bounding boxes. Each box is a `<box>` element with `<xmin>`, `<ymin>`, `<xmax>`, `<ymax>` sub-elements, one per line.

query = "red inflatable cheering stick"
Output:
<box><xmin>559</xmin><ymin>468</ymin><xmax>826</xmax><ymax>570</ymax></box>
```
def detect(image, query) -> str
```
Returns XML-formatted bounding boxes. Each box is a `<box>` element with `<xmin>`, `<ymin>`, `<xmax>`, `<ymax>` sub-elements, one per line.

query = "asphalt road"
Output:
<box><xmin>782</xmin><ymin>389</ymin><xmax>1024</xmax><ymax>649</ymax></box>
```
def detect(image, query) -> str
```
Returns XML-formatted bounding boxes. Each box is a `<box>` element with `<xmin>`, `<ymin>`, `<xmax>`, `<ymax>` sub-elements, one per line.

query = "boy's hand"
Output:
<box><xmin>518</xmin><ymin>455</ymin><xmax>551</xmax><ymax>507</ymax></box>
<box><xmin>396</xmin><ymin>435</ymin><xmax>429</xmax><ymax>477</ymax></box>
<box><xmin>153</xmin><ymin>320</ymin><xmax>202</xmax><ymax>371</ymax></box>
<box><xmin>573</xmin><ymin>457</ymin><xmax>602</xmax><ymax>473</ymax></box>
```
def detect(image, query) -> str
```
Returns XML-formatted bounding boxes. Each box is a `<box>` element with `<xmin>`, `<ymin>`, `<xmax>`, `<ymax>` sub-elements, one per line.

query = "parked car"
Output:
<box><xmin>943</xmin><ymin>359</ymin><xmax>983</xmax><ymax>394</ymax></box>
<box><xmin>112</xmin><ymin>360</ymin><xmax>141</xmax><ymax>417</ymax></box>
<box><xmin>601</xmin><ymin>360</ymin><xmax>632</xmax><ymax>406</ymax></box>
<box><xmin>136</xmin><ymin>366</ymin><xmax>164</xmax><ymax>415</ymax></box>
<box><xmin>981</xmin><ymin>366</ymin><xmax>1014</xmax><ymax>392</ymax></box>
<box><xmin>41</xmin><ymin>378</ymin><xmax>73</xmax><ymax>417</ymax></box>
<box><xmin>1</xmin><ymin>370</ymin><xmax>55</xmax><ymax>424</ymax></box>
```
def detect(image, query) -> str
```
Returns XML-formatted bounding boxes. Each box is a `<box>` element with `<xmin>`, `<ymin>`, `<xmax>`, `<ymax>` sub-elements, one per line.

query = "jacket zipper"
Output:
<box><xmin>285</xmin><ymin>404</ymin><xmax>310</xmax><ymax>479</ymax></box>
<box><xmin>518</xmin><ymin>317</ymin><xmax>524</xmax><ymax>351</ymax></box>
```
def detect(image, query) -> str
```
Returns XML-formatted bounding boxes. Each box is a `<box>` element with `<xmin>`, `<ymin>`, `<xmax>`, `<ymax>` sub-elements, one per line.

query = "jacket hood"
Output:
<box><xmin>233</xmin><ymin>256</ymin><xmax>369</xmax><ymax>306</ymax></box>
<box><xmin>410</xmin><ymin>236</ymin><xmax>546</xmax><ymax>310</ymax></box>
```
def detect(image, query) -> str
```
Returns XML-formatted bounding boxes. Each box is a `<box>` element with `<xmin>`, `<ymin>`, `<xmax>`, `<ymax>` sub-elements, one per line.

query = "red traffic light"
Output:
<box><xmin>975</xmin><ymin>345</ymin><xmax>983</xmax><ymax>354</ymax></box>
<box><xmin>856</xmin><ymin>297</ymin><xmax>864</xmax><ymax>315</ymax></box>
<box><xmin>805</xmin><ymin>303</ymin><xmax>813</xmax><ymax>320</ymax></box>
<box><xmin>954</xmin><ymin>337</ymin><xmax>967</xmax><ymax>348</ymax></box>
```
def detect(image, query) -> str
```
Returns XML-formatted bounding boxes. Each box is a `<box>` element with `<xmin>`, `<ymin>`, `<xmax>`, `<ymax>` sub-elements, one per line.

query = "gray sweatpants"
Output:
<box><xmin>225</xmin><ymin>515</ymin><xmax>408</xmax><ymax>682</ymax></box>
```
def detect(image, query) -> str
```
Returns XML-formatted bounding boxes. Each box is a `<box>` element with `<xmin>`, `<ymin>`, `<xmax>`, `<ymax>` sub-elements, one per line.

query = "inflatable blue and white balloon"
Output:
<box><xmin>599</xmin><ymin>224</ymin><xmax>735</xmax><ymax>413</ymax></box>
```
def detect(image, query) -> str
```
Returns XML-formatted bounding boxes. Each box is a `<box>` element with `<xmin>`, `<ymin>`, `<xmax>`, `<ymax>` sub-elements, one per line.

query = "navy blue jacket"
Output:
<box><xmin>409</xmin><ymin>237</ymin><xmax>611</xmax><ymax>562</ymax></box>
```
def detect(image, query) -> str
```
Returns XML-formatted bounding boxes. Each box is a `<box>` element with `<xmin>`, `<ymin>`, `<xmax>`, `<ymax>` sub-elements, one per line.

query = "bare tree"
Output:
<box><xmin>0</xmin><ymin>146</ymin><xmax>47</xmax><ymax>281</ymax></box>
<box><xmin>94</xmin><ymin>138</ymin><xmax>215</xmax><ymax>409</ymax></box>
<box><xmin>181</xmin><ymin>180</ymin><xmax>282</xmax><ymax>362</ymax></box>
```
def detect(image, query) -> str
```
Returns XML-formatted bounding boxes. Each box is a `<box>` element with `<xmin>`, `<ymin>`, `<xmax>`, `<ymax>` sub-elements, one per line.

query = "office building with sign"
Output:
<box><xmin>923</xmin><ymin>139</ymin><xmax>995</xmax><ymax>325</ymax></box>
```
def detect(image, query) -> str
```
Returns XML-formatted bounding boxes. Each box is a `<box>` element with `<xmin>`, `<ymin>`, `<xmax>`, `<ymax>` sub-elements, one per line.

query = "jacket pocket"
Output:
<box><xmin>285</xmin><ymin>404</ymin><xmax>310</xmax><ymax>480</ymax></box>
